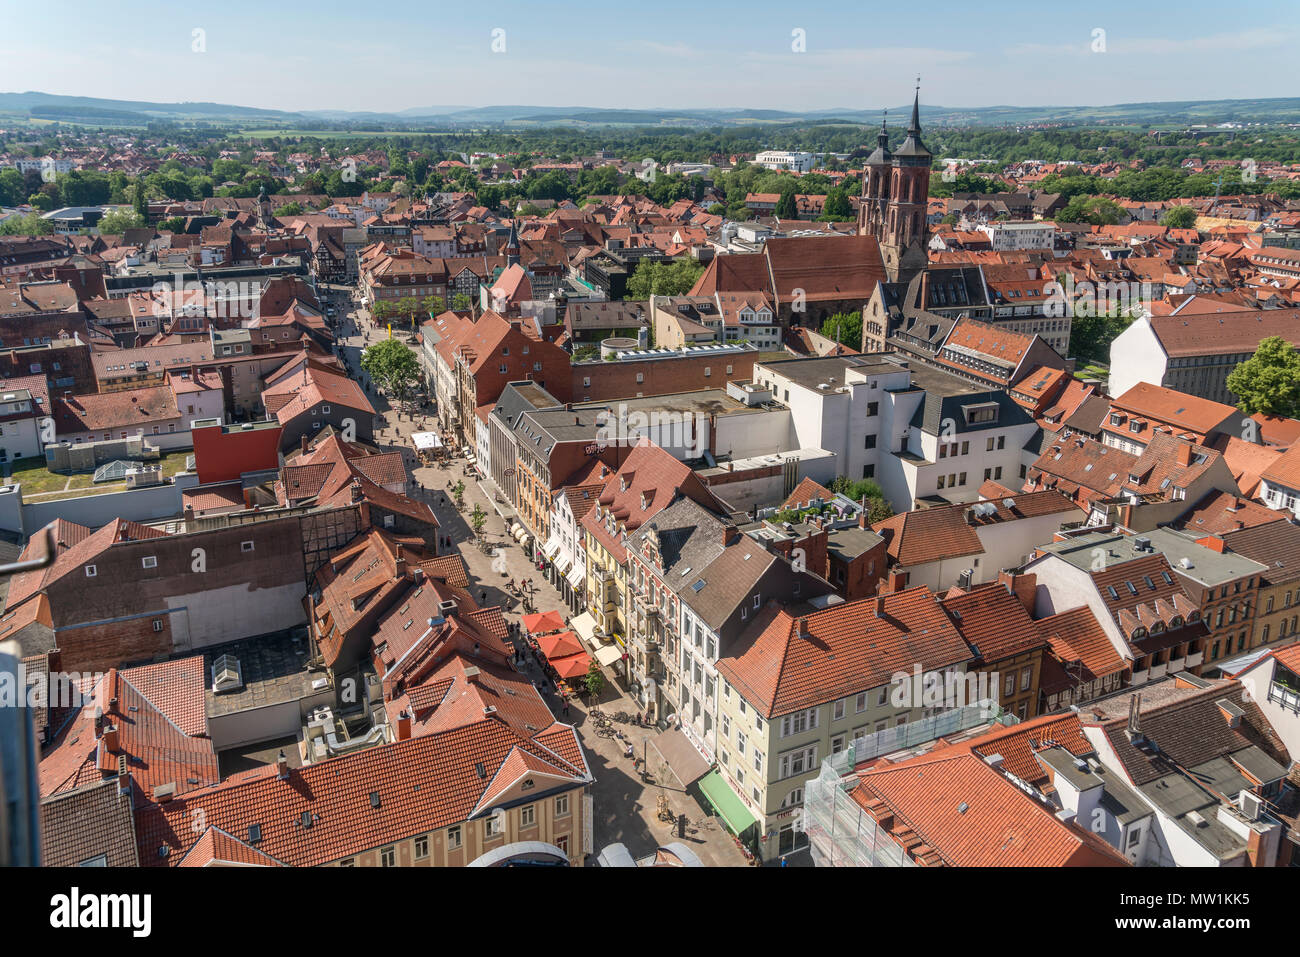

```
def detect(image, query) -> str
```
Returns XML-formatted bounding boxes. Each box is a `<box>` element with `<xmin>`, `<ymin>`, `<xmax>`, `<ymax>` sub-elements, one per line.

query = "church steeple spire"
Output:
<box><xmin>895</xmin><ymin>78</ymin><xmax>930</xmax><ymax>160</ymax></box>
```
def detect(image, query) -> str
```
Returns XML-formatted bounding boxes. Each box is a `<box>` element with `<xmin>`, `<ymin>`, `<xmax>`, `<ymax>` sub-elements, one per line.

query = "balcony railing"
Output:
<box><xmin>1269</xmin><ymin>682</ymin><xmax>1300</xmax><ymax>714</ymax></box>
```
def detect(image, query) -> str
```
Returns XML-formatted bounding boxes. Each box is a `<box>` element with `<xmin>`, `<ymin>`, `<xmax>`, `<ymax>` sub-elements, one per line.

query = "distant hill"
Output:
<box><xmin>6</xmin><ymin>91</ymin><xmax>1300</xmax><ymax>129</ymax></box>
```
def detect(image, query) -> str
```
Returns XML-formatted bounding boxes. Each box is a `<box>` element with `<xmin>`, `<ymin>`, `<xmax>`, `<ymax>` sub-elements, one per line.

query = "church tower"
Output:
<box><xmin>857</xmin><ymin>113</ymin><xmax>892</xmax><ymax>237</ymax></box>
<box><xmin>504</xmin><ymin>220</ymin><xmax>521</xmax><ymax>269</ymax></box>
<box><xmin>859</xmin><ymin>85</ymin><xmax>931</xmax><ymax>285</ymax></box>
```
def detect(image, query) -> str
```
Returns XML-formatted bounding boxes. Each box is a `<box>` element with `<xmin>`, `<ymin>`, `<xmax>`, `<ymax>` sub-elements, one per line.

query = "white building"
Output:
<box><xmin>751</xmin><ymin>353</ymin><xmax>1039</xmax><ymax>512</ymax></box>
<box><xmin>977</xmin><ymin>221</ymin><xmax>1056</xmax><ymax>251</ymax></box>
<box><xmin>754</xmin><ymin>151</ymin><xmax>816</xmax><ymax>174</ymax></box>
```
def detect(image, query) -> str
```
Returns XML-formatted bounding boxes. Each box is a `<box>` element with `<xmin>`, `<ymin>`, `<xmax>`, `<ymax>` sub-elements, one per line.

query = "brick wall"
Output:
<box><xmin>572</xmin><ymin>351</ymin><xmax>758</xmax><ymax>403</ymax></box>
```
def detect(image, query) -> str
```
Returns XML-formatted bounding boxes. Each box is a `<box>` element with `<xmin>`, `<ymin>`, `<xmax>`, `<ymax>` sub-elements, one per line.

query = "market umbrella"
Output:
<box><xmin>522</xmin><ymin>610</ymin><xmax>565</xmax><ymax>635</ymax></box>
<box><xmin>550</xmin><ymin>652</ymin><xmax>593</xmax><ymax>680</ymax></box>
<box><xmin>536</xmin><ymin>631</ymin><xmax>583</xmax><ymax>660</ymax></box>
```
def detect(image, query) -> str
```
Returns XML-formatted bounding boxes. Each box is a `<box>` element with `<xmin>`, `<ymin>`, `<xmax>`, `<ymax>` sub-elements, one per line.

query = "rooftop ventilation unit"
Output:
<box><xmin>211</xmin><ymin>654</ymin><xmax>243</xmax><ymax>693</ymax></box>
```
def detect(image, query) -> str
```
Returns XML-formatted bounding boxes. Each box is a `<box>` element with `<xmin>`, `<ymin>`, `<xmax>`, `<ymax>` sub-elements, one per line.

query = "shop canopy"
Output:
<box><xmin>411</xmin><ymin>432</ymin><xmax>442</xmax><ymax>450</ymax></box>
<box><xmin>536</xmin><ymin>630</ymin><xmax>583</xmax><ymax>660</ymax></box>
<box><xmin>697</xmin><ymin>770</ymin><xmax>758</xmax><ymax>837</ymax></box>
<box><xmin>593</xmin><ymin>644</ymin><xmax>623</xmax><ymax>669</ymax></box>
<box><xmin>570</xmin><ymin>611</ymin><xmax>601</xmax><ymax>649</ymax></box>
<box><xmin>522</xmin><ymin>610</ymin><xmax>565</xmax><ymax>635</ymax></box>
<box><xmin>550</xmin><ymin>652</ymin><xmax>592</xmax><ymax>680</ymax></box>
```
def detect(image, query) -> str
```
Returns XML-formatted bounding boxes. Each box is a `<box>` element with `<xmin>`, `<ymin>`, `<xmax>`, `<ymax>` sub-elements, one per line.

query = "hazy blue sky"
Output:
<box><xmin>2</xmin><ymin>0</ymin><xmax>1297</xmax><ymax>113</ymax></box>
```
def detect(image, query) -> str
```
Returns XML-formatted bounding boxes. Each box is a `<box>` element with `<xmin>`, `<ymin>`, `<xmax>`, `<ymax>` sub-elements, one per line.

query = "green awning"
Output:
<box><xmin>697</xmin><ymin>770</ymin><xmax>757</xmax><ymax>836</ymax></box>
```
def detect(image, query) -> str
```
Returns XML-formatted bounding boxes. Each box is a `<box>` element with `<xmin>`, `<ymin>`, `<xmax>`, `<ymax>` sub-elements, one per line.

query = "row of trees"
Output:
<box><xmin>370</xmin><ymin>294</ymin><xmax>473</xmax><ymax>330</ymax></box>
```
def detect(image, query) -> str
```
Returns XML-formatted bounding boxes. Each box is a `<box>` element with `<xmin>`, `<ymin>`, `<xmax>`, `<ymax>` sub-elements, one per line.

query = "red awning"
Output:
<box><xmin>550</xmin><ymin>652</ymin><xmax>592</xmax><ymax>680</ymax></box>
<box><xmin>522</xmin><ymin>610</ymin><xmax>565</xmax><ymax>635</ymax></box>
<box><xmin>536</xmin><ymin>630</ymin><xmax>583</xmax><ymax>660</ymax></box>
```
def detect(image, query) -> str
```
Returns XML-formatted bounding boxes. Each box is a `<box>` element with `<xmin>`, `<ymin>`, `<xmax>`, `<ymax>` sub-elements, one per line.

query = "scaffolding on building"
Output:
<box><xmin>802</xmin><ymin>705</ymin><xmax>1016</xmax><ymax>867</ymax></box>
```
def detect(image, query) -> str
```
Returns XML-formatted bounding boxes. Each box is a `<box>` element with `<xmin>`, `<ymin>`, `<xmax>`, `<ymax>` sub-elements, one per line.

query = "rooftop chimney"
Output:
<box><xmin>464</xmin><ymin>666</ymin><xmax>482</xmax><ymax>685</ymax></box>
<box><xmin>301</xmin><ymin>433</ymin><xmax>309</xmax><ymax>456</ymax></box>
<box><xmin>396</xmin><ymin>710</ymin><xmax>412</xmax><ymax>741</ymax></box>
<box><xmin>1176</xmin><ymin>442</ymin><xmax>1194</xmax><ymax>467</ymax></box>
<box><xmin>874</xmin><ymin>595</ymin><xmax>885</xmax><ymax>619</ymax></box>
<box><xmin>276</xmin><ymin>749</ymin><xmax>290</xmax><ymax>779</ymax></box>
<box><xmin>103</xmin><ymin>725</ymin><xmax>120</xmax><ymax>754</ymax></box>
<box><xmin>797</xmin><ymin>617</ymin><xmax>811</xmax><ymax>640</ymax></box>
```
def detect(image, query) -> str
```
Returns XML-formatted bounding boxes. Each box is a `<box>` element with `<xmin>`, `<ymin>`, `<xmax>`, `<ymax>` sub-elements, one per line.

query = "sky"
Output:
<box><xmin>2</xmin><ymin>0</ymin><xmax>1298</xmax><ymax>114</ymax></box>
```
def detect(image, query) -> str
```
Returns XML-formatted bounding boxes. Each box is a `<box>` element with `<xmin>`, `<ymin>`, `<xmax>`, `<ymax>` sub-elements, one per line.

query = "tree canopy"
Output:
<box><xmin>624</xmin><ymin>259</ymin><xmax>704</xmax><ymax>300</ymax></box>
<box><xmin>1226</xmin><ymin>336</ymin><xmax>1300</xmax><ymax>418</ymax></box>
<box><xmin>360</xmin><ymin>338</ymin><xmax>422</xmax><ymax>404</ymax></box>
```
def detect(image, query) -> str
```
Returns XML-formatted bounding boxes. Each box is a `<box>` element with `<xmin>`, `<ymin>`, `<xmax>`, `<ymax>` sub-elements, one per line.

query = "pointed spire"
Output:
<box><xmin>878</xmin><ymin>108</ymin><xmax>890</xmax><ymax>150</ymax></box>
<box><xmin>894</xmin><ymin>78</ymin><xmax>930</xmax><ymax>160</ymax></box>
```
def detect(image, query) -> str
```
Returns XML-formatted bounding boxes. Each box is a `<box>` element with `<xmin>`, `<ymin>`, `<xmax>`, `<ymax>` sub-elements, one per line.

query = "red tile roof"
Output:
<box><xmin>1107</xmin><ymin>382</ymin><xmax>1236</xmax><ymax>437</ymax></box>
<box><xmin>873</xmin><ymin>491</ymin><xmax>1083</xmax><ymax>568</ymax></box>
<box><xmin>782</xmin><ymin>476</ymin><xmax>834</xmax><ymax>510</ymax></box>
<box><xmin>52</xmin><ymin>386</ymin><xmax>180</xmax><ymax>435</ymax></box>
<box><xmin>135</xmin><ymin>693</ymin><xmax>588</xmax><ymax>867</ymax></box>
<box><xmin>850</xmin><ymin>748</ymin><xmax>1128</xmax><ymax>867</ymax></box>
<box><xmin>40</xmin><ymin>658</ymin><xmax>217</xmax><ymax>800</ymax></box>
<box><xmin>581</xmin><ymin>442</ymin><xmax>723</xmax><ymax>564</ymax></box>
<box><xmin>6</xmin><ymin>518</ymin><xmax>168</xmax><ymax>612</ymax></box>
<box><xmin>263</xmin><ymin>359</ymin><xmax>374</xmax><ymax>425</ymax></box>
<box><xmin>716</xmin><ymin>586</ymin><xmax>974</xmax><ymax>718</ymax></box>
<box><xmin>940</xmin><ymin>582</ymin><xmax>1046</xmax><ymax>664</ymax></box>
<box><xmin>968</xmin><ymin>711</ymin><xmax>1093</xmax><ymax>788</ymax></box>
<box><xmin>1034</xmin><ymin>605</ymin><xmax>1128</xmax><ymax>687</ymax></box>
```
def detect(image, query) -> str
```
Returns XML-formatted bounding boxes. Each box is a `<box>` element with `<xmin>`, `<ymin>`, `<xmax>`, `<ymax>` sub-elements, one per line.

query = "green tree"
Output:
<box><xmin>97</xmin><ymin>209</ymin><xmax>145</xmax><ymax>234</ymax></box>
<box><xmin>452</xmin><ymin>480</ymin><xmax>466</xmax><ymax>511</ymax></box>
<box><xmin>360</xmin><ymin>338</ymin><xmax>422</xmax><ymax>407</ymax></box>
<box><xmin>1056</xmin><ymin>195</ymin><xmax>1124</xmax><ymax>226</ymax></box>
<box><xmin>274</xmin><ymin>202</ymin><xmax>303</xmax><ymax>217</ymax></box>
<box><xmin>775</xmin><ymin>184</ymin><xmax>797</xmax><ymax>219</ymax></box>
<box><xmin>624</xmin><ymin>259</ymin><xmax>705</xmax><ymax>300</ymax></box>
<box><xmin>583</xmin><ymin>660</ymin><xmax>605</xmax><ymax>701</ymax></box>
<box><xmin>819</xmin><ymin>311</ymin><xmax>862</xmax><ymax>349</ymax></box>
<box><xmin>158</xmin><ymin>216</ymin><xmax>186</xmax><ymax>233</ymax></box>
<box><xmin>470</xmin><ymin>503</ymin><xmax>487</xmax><ymax>537</ymax></box>
<box><xmin>0</xmin><ymin>212</ymin><xmax>54</xmax><ymax>236</ymax></box>
<box><xmin>451</xmin><ymin>292</ymin><xmax>473</xmax><ymax>312</ymax></box>
<box><xmin>1160</xmin><ymin>205</ymin><xmax>1197</xmax><ymax>229</ymax></box>
<box><xmin>1226</xmin><ymin>336</ymin><xmax>1300</xmax><ymax>418</ymax></box>
<box><xmin>821</xmin><ymin>186</ymin><xmax>852</xmax><ymax>220</ymax></box>
<box><xmin>0</xmin><ymin>168</ymin><xmax>25</xmax><ymax>207</ymax></box>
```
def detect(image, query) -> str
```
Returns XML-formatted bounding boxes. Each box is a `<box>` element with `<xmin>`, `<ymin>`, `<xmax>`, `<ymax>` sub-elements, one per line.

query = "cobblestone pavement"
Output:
<box><xmin>331</xmin><ymin>305</ymin><xmax>751</xmax><ymax>867</ymax></box>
